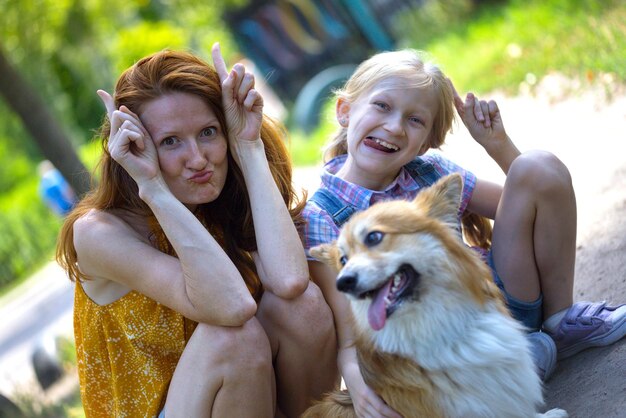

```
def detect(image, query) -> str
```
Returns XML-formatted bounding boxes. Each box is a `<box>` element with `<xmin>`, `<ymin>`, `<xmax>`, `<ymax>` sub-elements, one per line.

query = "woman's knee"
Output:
<box><xmin>165</xmin><ymin>321</ymin><xmax>273</xmax><ymax>416</ymax></box>
<box><xmin>508</xmin><ymin>150</ymin><xmax>573</xmax><ymax>196</ymax></box>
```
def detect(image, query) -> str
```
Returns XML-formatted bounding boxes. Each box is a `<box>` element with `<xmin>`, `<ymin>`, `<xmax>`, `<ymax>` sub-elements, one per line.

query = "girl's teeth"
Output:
<box><xmin>374</xmin><ymin>138</ymin><xmax>399</xmax><ymax>151</ymax></box>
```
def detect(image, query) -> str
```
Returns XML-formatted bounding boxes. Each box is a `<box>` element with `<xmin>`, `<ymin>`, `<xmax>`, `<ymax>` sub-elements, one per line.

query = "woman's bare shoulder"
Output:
<box><xmin>72</xmin><ymin>210</ymin><xmax>146</xmax><ymax>303</ymax></box>
<box><xmin>74</xmin><ymin>208</ymin><xmax>149</xmax><ymax>244</ymax></box>
<box><xmin>73</xmin><ymin>208</ymin><xmax>164</xmax><ymax>302</ymax></box>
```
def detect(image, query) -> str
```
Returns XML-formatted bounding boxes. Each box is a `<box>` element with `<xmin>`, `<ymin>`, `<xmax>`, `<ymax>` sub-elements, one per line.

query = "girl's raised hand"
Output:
<box><xmin>97</xmin><ymin>89</ymin><xmax>160</xmax><ymax>184</ymax></box>
<box><xmin>211</xmin><ymin>43</ymin><xmax>264</xmax><ymax>162</ymax></box>
<box><xmin>449</xmin><ymin>80</ymin><xmax>508</xmax><ymax>150</ymax></box>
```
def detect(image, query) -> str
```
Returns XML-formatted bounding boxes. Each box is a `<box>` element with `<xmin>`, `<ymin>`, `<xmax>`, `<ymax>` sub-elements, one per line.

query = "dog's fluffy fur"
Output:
<box><xmin>303</xmin><ymin>174</ymin><xmax>566</xmax><ymax>418</ymax></box>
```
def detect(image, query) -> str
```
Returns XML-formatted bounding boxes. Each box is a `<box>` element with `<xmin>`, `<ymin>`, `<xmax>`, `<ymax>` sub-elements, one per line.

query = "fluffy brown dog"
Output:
<box><xmin>302</xmin><ymin>174</ymin><xmax>566</xmax><ymax>418</ymax></box>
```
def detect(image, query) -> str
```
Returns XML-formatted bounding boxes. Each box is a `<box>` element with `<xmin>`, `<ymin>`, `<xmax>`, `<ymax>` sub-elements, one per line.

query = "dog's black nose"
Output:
<box><xmin>337</xmin><ymin>275</ymin><xmax>357</xmax><ymax>293</ymax></box>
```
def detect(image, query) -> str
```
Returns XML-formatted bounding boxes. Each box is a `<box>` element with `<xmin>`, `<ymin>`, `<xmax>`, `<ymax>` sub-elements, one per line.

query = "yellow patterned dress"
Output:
<box><xmin>74</xmin><ymin>281</ymin><xmax>197</xmax><ymax>417</ymax></box>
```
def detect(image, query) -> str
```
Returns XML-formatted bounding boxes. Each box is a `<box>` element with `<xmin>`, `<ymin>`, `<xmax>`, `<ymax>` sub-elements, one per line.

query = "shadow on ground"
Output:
<box><xmin>545</xmin><ymin>339</ymin><xmax>625</xmax><ymax>417</ymax></box>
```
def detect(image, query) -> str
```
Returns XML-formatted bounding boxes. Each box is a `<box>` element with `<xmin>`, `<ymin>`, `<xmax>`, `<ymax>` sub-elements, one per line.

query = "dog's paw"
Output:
<box><xmin>310</xmin><ymin>242</ymin><xmax>339</xmax><ymax>267</ymax></box>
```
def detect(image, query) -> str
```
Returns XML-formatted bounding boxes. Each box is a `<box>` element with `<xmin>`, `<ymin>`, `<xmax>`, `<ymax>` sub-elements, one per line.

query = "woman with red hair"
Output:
<box><xmin>57</xmin><ymin>44</ymin><xmax>337</xmax><ymax>417</ymax></box>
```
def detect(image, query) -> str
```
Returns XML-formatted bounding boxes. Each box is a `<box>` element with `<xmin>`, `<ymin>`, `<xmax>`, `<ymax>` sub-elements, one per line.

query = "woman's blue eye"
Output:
<box><xmin>201</xmin><ymin>127</ymin><xmax>217</xmax><ymax>137</ymax></box>
<box><xmin>374</xmin><ymin>102</ymin><xmax>388</xmax><ymax>110</ymax></box>
<box><xmin>364</xmin><ymin>231</ymin><xmax>384</xmax><ymax>247</ymax></box>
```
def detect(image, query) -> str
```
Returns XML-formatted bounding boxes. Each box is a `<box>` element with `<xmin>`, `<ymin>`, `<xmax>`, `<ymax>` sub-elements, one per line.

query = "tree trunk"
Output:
<box><xmin>0</xmin><ymin>47</ymin><xmax>91</xmax><ymax>196</ymax></box>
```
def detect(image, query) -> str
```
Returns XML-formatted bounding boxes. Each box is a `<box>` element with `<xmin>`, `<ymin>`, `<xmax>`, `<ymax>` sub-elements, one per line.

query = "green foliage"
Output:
<box><xmin>79</xmin><ymin>138</ymin><xmax>104</xmax><ymax>176</ymax></box>
<box><xmin>113</xmin><ymin>21</ymin><xmax>188</xmax><ymax>75</ymax></box>
<box><xmin>3</xmin><ymin>0</ymin><xmax>107</xmax><ymax>143</ymax></box>
<box><xmin>1</xmin><ymin>0</ymin><xmax>236</xmax><ymax>149</ymax></box>
<box><xmin>57</xmin><ymin>335</ymin><xmax>77</xmax><ymax>369</ymax></box>
<box><xmin>0</xmin><ymin>134</ymin><xmax>35</xmax><ymax>192</ymax></box>
<box><xmin>0</xmin><ymin>100</ymin><xmax>42</xmax><ymax>161</ymax></box>
<box><xmin>0</xmin><ymin>178</ymin><xmax>62</xmax><ymax>290</ymax></box>
<box><xmin>288</xmin><ymin>101</ymin><xmax>337</xmax><ymax>167</ymax></box>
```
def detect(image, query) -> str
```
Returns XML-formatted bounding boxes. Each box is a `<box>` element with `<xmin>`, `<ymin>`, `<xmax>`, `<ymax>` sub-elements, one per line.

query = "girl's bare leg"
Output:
<box><xmin>163</xmin><ymin>318</ymin><xmax>274</xmax><ymax>417</ymax></box>
<box><xmin>257</xmin><ymin>281</ymin><xmax>339</xmax><ymax>417</ymax></box>
<box><xmin>491</xmin><ymin>150</ymin><xmax>577</xmax><ymax>318</ymax></box>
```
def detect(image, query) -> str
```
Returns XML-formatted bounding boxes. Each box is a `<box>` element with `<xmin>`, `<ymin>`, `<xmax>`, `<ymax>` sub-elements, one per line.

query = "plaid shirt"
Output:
<box><xmin>302</xmin><ymin>153</ymin><xmax>477</xmax><ymax>259</ymax></box>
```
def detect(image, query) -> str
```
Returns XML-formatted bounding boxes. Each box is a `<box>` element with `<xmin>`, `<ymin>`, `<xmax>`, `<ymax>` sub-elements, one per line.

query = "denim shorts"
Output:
<box><xmin>488</xmin><ymin>250</ymin><xmax>543</xmax><ymax>331</ymax></box>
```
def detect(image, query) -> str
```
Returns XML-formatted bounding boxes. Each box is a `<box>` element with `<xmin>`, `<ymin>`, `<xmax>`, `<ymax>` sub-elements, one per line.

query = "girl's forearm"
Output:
<box><xmin>484</xmin><ymin>135</ymin><xmax>521</xmax><ymax>174</ymax></box>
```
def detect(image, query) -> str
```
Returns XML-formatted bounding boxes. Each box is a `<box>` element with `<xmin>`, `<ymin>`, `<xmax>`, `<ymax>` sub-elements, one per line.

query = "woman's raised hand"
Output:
<box><xmin>97</xmin><ymin>90</ymin><xmax>160</xmax><ymax>184</ymax></box>
<box><xmin>211</xmin><ymin>43</ymin><xmax>264</xmax><ymax>160</ymax></box>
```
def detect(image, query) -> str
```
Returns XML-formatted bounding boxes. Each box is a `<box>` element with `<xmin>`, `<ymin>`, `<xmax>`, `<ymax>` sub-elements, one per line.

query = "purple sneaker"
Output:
<box><xmin>546</xmin><ymin>301</ymin><xmax>626</xmax><ymax>360</ymax></box>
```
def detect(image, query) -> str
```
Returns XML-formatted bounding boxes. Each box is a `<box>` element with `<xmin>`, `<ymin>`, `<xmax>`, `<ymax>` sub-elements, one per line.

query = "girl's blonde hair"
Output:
<box><xmin>324</xmin><ymin>49</ymin><xmax>491</xmax><ymax>249</ymax></box>
<box><xmin>56</xmin><ymin>50</ymin><xmax>304</xmax><ymax>300</ymax></box>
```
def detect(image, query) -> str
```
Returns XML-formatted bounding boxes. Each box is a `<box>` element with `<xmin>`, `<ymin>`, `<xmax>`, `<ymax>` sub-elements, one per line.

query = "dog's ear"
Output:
<box><xmin>414</xmin><ymin>173</ymin><xmax>463</xmax><ymax>228</ymax></box>
<box><xmin>309</xmin><ymin>242</ymin><xmax>340</xmax><ymax>267</ymax></box>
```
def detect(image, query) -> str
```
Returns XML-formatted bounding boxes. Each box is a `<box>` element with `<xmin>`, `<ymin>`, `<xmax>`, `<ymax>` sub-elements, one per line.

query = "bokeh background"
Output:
<box><xmin>0</xmin><ymin>0</ymin><xmax>624</xmax><ymax>415</ymax></box>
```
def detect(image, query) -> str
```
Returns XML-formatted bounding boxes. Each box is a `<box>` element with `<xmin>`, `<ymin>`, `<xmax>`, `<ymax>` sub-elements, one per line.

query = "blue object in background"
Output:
<box><xmin>38</xmin><ymin>160</ymin><xmax>77</xmax><ymax>216</ymax></box>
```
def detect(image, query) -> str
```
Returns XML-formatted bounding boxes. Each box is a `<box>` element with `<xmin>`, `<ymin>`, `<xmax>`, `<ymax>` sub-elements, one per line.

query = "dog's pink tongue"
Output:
<box><xmin>367</xmin><ymin>279</ymin><xmax>393</xmax><ymax>331</ymax></box>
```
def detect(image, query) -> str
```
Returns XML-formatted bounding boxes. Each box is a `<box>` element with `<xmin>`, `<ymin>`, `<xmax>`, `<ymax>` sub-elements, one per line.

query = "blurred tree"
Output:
<box><xmin>0</xmin><ymin>0</ymin><xmax>115</xmax><ymax>195</ymax></box>
<box><xmin>0</xmin><ymin>46</ymin><xmax>90</xmax><ymax>195</ymax></box>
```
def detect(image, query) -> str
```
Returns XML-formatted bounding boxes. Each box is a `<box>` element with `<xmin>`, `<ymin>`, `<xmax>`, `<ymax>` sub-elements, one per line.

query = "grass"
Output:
<box><xmin>426</xmin><ymin>0</ymin><xmax>626</xmax><ymax>95</ymax></box>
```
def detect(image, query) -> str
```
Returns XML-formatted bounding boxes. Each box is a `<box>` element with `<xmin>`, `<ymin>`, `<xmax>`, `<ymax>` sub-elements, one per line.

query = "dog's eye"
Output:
<box><xmin>364</xmin><ymin>231</ymin><xmax>384</xmax><ymax>247</ymax></box>
<box><xmin>339</xmin><ymin>255</ymin><xmax>348</xmax><ymax>266</ymax></box>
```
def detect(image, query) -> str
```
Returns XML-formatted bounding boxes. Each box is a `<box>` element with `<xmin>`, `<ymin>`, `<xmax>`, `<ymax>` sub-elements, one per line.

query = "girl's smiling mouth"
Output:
<box><xmin>364</xmin><ymin>136</ymin><xmax>399</xmax><ymax>153</ymax></box>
